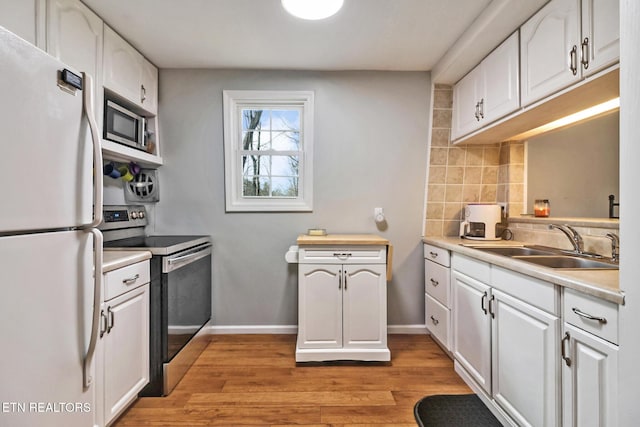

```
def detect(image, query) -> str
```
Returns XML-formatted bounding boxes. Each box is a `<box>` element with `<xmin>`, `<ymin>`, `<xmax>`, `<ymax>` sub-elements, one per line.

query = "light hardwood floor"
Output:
<box><xmin>113</xmin><ymin>334</ymin><xmax>471</xmax><ymax>426</ymax></box>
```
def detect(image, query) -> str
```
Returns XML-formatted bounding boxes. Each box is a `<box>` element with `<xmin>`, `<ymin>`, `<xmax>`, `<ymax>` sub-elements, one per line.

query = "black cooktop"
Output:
<box><xmin>103</xmin><ymin>235</ymin><xmax>211</xmax><ymax>255</ymax></box>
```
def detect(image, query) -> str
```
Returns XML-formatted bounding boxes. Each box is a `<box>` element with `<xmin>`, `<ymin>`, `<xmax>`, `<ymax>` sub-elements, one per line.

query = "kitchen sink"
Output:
<box><xmin>473</xmin><ymin>246</ymin><xmax>556</xmax><ymax>257</ymax></box>
<box><xmin>465</xmin><ymin>245</ymin><xmax>618</xmax><ymax>270</ymax></box>
<box><xmin>513</xmin><ymin>255</ymin><xmax>618</xmax><ymax>270</ymax></box>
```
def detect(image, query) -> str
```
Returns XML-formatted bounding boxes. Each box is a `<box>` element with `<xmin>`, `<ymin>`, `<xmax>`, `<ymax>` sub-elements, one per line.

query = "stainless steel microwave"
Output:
<box><xmin>104</xmin><ymin>99</ymin><xmax>146</xmax><ymax>151</ymax></box>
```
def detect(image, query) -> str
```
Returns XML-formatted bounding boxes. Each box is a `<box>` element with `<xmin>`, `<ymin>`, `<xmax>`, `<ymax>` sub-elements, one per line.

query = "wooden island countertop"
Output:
<box><xmin>296</xmin><ymin>233</ymin><xmax>389</xmax><ymax>246</ymax></box>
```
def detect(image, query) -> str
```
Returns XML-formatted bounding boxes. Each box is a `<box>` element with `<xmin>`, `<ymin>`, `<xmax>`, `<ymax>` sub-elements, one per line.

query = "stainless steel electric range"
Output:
<box><xmin>100</xmin><ymin>205</ymin><xmax>212</xmax><ymax>396</ymax></box>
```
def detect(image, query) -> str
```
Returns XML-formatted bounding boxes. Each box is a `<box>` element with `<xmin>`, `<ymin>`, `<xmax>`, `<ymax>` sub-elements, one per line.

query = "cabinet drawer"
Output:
<box><xmin>492</xmin><ymin>266</ymin><xmax>558</xmax><ymax>314</ymax></box>
<box><xmin>298</xmin><ymin>247</ymin><xmax>386</xmax><ymax>264</ymax></box>
<box><xmin>564</xmin><ymin>288</ymin><xmax>618</xmax><ymax>344</ymax></box>
<box><xmin>451</xmin><ymin>253</ymin><xmax>490</xmax><ymax>283</ymax></box>
<box><xmin>424</xmin><ymin>243</ymin><xmax>450</xmax><ymax>267</ymax></box>
<box><xmin>426</xmin><ymin>294</ymin><xmax>450</xmax><ymax>350</ymax></box>
<box><xmin>104</xmin><ymin>260</ymin><xmax>150</xmax><ymax>301</ymax></box>
<box><xmin>425</xmin><ymin>260</ymin><xmax>450</xmax><ymax>306</ymax></box>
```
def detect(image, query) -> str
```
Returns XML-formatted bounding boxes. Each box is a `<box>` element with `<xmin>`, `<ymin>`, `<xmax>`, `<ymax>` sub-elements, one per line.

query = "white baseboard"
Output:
<box><xmin>205</xmin><ymin>324</ymin><xmax>428</xmax><ymax>335</ymax></box>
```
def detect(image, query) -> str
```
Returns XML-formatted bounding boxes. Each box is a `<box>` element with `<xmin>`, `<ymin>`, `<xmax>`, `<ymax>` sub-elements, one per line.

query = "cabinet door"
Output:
<box><xmin>103</xmin><ymin>284</ymin><xmax>149</xmax><ymax>425</ymax></box>
<box><xmin>581</xmin><ymin>0</ymin><xmax>619</xmax><ymax>76</ymax></box>
<box><xmin>342</xmin><ymin>264</ymin><xmax>387</xmax><ymax>349</ymax></box>
<box><xmin>491</xmin><ymin>289</ymin><xmax>560</xmax><ymax>427</ymax></box>
<box><xmin>562</xmin><ymin>323</ymin><xmax>618</xmax><ymax>427</ymax></box>
<box><xmin>482</xmin><ymin>31</ymin><xmax>520</xmax><ymax>124</ymax></box>
<box><xmin>103</xmin><ymin>25</ymin><xmax>143</xmax><ymax>106</ymax></box>
<box><xmin>46</xmin><ymin>0</ymin><xmax>103</xmax><ymax>126</ymax></box>
<box><xmin>0</xmin><ymin>0</ymin><xmax>43</xmax><ymax>46</ymax></box>
<box><xmin>141</xmin><ymin>57</ymin><xmax>158</xmax><ymax>114</ymax></box>
<box><xmin>452</xmin><ymin>270</ymin><xmax>492</xmax><ymax>394</ymax></box>
<box><xmin>451</xmin><ymin>66</ymin><xmax>482</xmax><ymax>140</ymax></box>
<box><xmin>520</xmin><ymin>0</ymin><xmax>581</xmax><ymax>106</ymax></box>
<box><xmin>298</xmin><ymin>264</ymin><xmax>342</xmax><ymax>349</ymax></box>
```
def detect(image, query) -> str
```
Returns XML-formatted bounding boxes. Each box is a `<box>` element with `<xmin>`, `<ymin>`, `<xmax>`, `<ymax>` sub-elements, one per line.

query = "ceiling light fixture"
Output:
<box><xmin>281</xmin><ymin>0</ymin><xmax>344</xmax><ymax>20</ymax></box>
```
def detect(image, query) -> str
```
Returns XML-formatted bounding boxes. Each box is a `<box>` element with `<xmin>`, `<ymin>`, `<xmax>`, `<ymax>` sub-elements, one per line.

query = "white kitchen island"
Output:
<box><xmin>295</xmin><ymin>234</ymin><xmax>392</xmax><ymax>362</ymax></box>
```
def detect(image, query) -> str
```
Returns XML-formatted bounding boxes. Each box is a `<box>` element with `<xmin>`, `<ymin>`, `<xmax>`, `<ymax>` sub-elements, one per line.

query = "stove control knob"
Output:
<box><xmin>130</xmin><ymin>211</ymin><xmax>138</xmax><ymax>219</ymax></box>
<box><xmin>138</xmin><ymin>211</ymin><xmax>145</xmax><ymax>219</ymax></box>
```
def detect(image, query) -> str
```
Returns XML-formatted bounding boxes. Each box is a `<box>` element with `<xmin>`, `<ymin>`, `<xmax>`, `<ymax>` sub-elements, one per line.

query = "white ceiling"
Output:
<box><xmin>82</xmin><ymin>0</ymin><xmax>547</xmax><ymax>83</ymax></box>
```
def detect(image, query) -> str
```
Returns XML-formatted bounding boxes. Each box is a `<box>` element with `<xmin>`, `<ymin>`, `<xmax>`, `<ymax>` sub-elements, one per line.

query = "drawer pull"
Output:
<box><xmin>430</xmin><ymin>315</ymin><xmax>439</xmax><ymax>326</ymax></box>
<box><xmin>429</xmin><ymin>251</ymin><xmax>439</xmax><ymax>259</ymax></box>
<box><xmin>430</xmin><ymin>278</ymin><xmax>439</xmax><ymax>287</ymax></box>
<box><xmin>122</xmin><ymin>274</ymin><xmax>140</xmax><ymax>285</ymax></box>
<box><xmin>333</xmin><ymin>252</ymin><xmax>352</xmax><ymax>260</ymax></box>
<box><xmin>572</xmin><ymin>307</ymin><xmax>607</xmax><ymax>324</ymax></box>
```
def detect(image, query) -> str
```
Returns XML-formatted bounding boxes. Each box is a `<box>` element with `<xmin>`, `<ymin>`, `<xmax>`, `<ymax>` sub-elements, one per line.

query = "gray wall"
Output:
<box><xmin>153</xmin><ymin>69</ymin><xmax>431</xmax><ymax>327</ymax></box>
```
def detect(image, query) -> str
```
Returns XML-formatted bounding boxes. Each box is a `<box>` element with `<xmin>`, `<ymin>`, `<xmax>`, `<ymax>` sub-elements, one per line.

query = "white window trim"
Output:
<box><xmin>223</xmin><ymin>90</ymin><xmax>314</xmax><ymax>212</ymax></box>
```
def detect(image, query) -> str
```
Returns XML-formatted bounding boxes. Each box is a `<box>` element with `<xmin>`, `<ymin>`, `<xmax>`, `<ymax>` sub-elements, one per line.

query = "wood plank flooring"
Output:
<box><xmin>113</xmin><ymin>334</ymin><xmax>471</xmax><ymax>426</ymax></box>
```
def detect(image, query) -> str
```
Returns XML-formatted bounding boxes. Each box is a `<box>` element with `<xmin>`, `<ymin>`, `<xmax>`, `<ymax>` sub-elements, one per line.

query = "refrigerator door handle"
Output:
<box><xmin>82</xmin><ymin>72</ymin><xmax>103</xmax><ymax>228</ymax></box>
<box><xmin>83</xmin><ymin>228</ymin><xmax>103</xmax><ymax>389</ymax></box>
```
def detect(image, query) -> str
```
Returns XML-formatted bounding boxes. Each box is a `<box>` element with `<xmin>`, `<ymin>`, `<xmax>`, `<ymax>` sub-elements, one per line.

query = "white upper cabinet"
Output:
<box><xmin>452</xmin><ymin>32</ymin><xmax>520</xmax><ymax>141</ymax></box>
<box><xmin>581</xmin><ymin>0</ymin><xmax>620</xmax><ymax>77</ymax></box>
<box><xmin>0</xmin><ymin>0</ymin><xmax>44</xmax><ymax>47</ymax></box>
<box><xmin>521</xmin><ymin>0</ymin><xmax>619</xmax><ymax>106</ymax></box>
<box><xmin>46</xmin><ymin>0</ymin><xmax>103</xmax><ymax>126</ymax></box>
<box><xmin>103</xmin><ymin>25</ymin><xmax>158</xmax><ymax>115</ymax></box>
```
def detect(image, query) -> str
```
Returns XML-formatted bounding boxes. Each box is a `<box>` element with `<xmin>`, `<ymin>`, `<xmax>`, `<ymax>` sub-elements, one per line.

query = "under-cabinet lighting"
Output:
<box><xmin>281</xmin><ymin>0</ymin><xmax>344</xmax><ymax>20</ymax></box>
<box><xmin>511</xmin><ymin>97</ymin><xmax>620</xmax><ymax>141</ymax></box>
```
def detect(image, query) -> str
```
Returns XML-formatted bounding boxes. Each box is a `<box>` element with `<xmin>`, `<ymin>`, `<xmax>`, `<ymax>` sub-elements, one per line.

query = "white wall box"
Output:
<box><xmin>424</xmin><ymin>243</ymin><xmax>452</xmax><ymax>351</ymax></box>
<box><xmin>46</xmin><ymin>0</ymin><xmax>103</xmax><ymax>128</ymax></box>
<box><xmin>561</xmin><ymin>287</ymin><xmax>619</xmax><ymax>426</ymax></box>
<box><xmin>452</xmin><ymin>253</ymin><xmax>560</xmax><ymax>426</ymax></box>
<box><xmin>520</xmin><ymin>0</ymin><xmax>619</xmax><ymax>107</ymax></box>
<box><xmin>452</xmin><ymin>31</ymin><xmax>520</xmax><ymax>140</ymax></box>
<box><xmin>297</xmin><ymin>246</ymin><xmax>390</xmax><ymax>362</ymax></box>
<box><xmin>97</xmin><ymin>260</ymin><xmax>150</xmax><ymax>427</ymax></box>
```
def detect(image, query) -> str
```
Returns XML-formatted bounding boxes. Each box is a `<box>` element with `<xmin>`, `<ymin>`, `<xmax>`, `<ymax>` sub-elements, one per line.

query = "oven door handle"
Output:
<box><xmin>163</xmin><ymin>245</ymin><xmax>212</xmax><ymax>273</ymax></box>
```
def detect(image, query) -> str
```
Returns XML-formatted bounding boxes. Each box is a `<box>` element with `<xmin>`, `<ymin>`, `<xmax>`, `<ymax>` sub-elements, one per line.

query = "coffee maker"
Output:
<box><xmin>459</xmin><ymin>203</ymin><xmax>503</xmax><ymax>240</ymax></box>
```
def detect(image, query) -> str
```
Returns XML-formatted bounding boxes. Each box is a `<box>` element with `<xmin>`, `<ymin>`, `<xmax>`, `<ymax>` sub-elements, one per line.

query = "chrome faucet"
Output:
<box><xmin>549</xmin><ymin>224</ymin><xmax>584</xmax><ymax>254</ymax></box>
<box><xmin>606</xmin><ymin>233</ymin><xmax>619</xmax><ymax>262</ymax></box>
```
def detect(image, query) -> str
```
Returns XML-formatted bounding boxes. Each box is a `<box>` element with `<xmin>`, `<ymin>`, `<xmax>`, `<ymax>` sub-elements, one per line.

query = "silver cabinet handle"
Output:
<box><xmin>570</xmin><ymin>45</ymin><xmax>578</xmax><ymax>75</ymax></box>
<box><xmin>344</xmin><ymin>270</ymin><xmax>348</xmax><ymax>290</ymax></box>
<box><xmin>107</xmin><ymin>307</ymin><xmax>114</xmax><ymax>333</ymax></box>
<box><xmin>122</xmin><ymin>274</ymin><xmax>140</xmax><ymax>285</ymax></box>
<box><xmin>572</xmin><ymin>307</ymin><xmax>607</xmax><ymax>324</ymax></box>
<box><xmin>474</xmin><ymin>102</ymin><xmax>480</xmax><ymax>121</ymax></box>
<box><xmin>581</xmin><ymin>37</ymin><xmax>590</xmax><ymax>69</ymax></box>
<box><xmin>99</xmin><ymin>310</ymin><xmax>107</xmax><ymax>338</ymax></box>
<box><xmin>561</xmin><ymin>332</ymin><xmax>572</xmax><ymax>367</ymax></box>
<box><xmin>481</xmin><ymin>291</ymin><xmax>488</xmax><ymax>315</ymax></box>
<box><xmin>430</xmin><ymin>315</ymin><xmax>439</xmax><ymax>326</ymax></box>
<box><xmin>141</xmin><ymin>84</ymin><xmax>146</xmax><ymax>103</ymax></box>
<box><xmin>429</xmin><ymin>251</ymin><xmax>438</xmax><ymax>259</ymax></box>
<box><xmin>478</xmin><ymin>98</ymin><xmax>484</xmax><ymax>119</ymax></box>
<box><xmin>430</xmin><ymin>278</ymin><xmax>439</xmax><ymax>287</ymax></box>
<box><xmin>333</xmin><ymin>252</ymin><xmax>352</xmax><ymax>260</ymax></box>
<box><xmin>338</xmin><ymin>269</ymin><xmax>342</xmax><ymax>290</ymax></box>
<box><xmin>488</xmin><ymin>295</ymin><xmax>496</xmax><ymax>319</ymax></box>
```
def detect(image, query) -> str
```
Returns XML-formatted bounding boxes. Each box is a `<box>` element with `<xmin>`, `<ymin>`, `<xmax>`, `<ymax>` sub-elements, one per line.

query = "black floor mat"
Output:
<box><xmin>414</xmin><ymin>394</ymin><xmax>503</xmax><ymax>426</ymax></box>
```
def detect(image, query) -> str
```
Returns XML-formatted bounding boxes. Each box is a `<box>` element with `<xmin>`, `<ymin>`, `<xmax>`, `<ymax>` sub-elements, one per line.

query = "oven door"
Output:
<box><xmin>162</xmin><ymin>244</ymin><xmax>212</xmax><ymax>361</ymax></box>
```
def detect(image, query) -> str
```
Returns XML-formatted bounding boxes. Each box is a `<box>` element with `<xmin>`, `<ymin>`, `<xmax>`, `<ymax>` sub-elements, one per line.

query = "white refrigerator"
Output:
<box><xmin>0</xmin><ymin>26</ymin><xmax>103</xmax><ymax>427</ymax></box>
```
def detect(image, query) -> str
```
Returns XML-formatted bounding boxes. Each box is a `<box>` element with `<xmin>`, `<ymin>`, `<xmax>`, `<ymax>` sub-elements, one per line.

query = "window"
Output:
<box><xmin>223</xmin><ymin>90</ymin><xmax>314</xmax><ymax>211</ymax></box>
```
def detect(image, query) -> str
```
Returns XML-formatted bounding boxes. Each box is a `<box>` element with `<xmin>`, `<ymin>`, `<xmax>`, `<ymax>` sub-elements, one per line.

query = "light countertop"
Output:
<box><xmin>423</xmin><ymin>237</ymin><xmax>623</xmax><ymax>305</ymax></box>
<box><xmin>297</xmin><ymin>233</ymin><xmax>389</xmax><ymax>246</ymax></box>
<box><xmin>103</xmin><ymin>250</ymin><xmax>152</xmax><ymax>273</ymax></box>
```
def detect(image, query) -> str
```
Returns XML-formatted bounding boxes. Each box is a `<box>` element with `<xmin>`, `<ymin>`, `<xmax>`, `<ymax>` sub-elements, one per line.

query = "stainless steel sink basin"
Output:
<box><xmin>474</xmin><ymin>246</ymin><xmax>556</xmax><ymax>257</ymax></box>
<box><xmin>513</xmin><ymin>255</ymin><xmax>618</xmax><ymax>270</ymax></box>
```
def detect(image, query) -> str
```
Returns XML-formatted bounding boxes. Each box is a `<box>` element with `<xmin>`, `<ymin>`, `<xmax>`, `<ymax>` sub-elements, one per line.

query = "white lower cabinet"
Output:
<box><xmin>296</xmin><ymin>246</ymin><xmax>389</xmax><ymax>362</ymax></box>
<box><xmin>424</xmin><ymin>243</ymin><xmax>452</xmax><ymax>351</ymax></box>
<box><xmin>562</xmin><ymin>288</ymin><xmax>619</xmax><ymax>427</ymax></box>
<box><xmin>98</xmin><ymin>260</ymin><xmax>150</xmax><ymax>426</ymax></box>
<box><xmin>451</xmin><ymin>253</ymin><xmax>560</xmax><ymax>426</ymax></box>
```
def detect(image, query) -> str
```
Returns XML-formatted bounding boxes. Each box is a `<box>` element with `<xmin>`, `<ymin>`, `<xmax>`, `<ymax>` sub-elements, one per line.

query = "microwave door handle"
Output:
<box><xmin>82</xmin><ymin>72</ymin><xmax>103</xmax><ymax>227</ymax></box>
